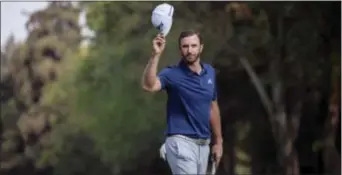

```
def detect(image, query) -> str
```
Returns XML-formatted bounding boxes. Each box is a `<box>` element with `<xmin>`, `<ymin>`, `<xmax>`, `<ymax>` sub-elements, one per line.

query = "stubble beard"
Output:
<box><xmin>182</xmin><ymin>52</ymin><xmax>201</xmax><ymax>65</ymax></box>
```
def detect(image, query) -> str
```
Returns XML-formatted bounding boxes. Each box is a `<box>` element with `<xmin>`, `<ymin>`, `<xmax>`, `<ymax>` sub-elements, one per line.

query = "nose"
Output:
<box><xmin>188</xmin><ymin>47</ymin><xmax>195</xmax><ymax>55</ymax></box>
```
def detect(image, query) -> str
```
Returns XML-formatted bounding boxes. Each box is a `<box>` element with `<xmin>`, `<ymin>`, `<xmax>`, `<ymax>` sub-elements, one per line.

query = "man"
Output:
<box><xmin>141</xmin><ymin>30</ymin><xmax>223</xmax><ymax>174</ymax></box>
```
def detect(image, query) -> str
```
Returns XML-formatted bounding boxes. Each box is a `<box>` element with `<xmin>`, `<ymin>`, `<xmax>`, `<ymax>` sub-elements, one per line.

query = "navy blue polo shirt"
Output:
<box><xmin>158</xmin><ymin>61</ymin><xmax>217</xmax><ymax>139</ymax></box>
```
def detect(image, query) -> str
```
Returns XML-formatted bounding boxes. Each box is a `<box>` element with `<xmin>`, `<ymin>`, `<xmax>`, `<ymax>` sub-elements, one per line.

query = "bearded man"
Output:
<box><xmin>141</xmin><ymin>30</ymin><xmax>223</xmax><ymax>174</ymax></box>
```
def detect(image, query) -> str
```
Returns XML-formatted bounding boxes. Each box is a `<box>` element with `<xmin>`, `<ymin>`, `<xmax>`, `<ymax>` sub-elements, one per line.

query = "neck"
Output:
<box><xmin>188</xmin><ymin>59</ymin><xmax>202</xmax><ymax>74</ymax></box>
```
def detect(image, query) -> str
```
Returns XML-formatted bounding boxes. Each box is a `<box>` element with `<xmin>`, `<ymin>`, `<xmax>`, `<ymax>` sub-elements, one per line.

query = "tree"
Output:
<box><xmin>222</xmin><ymin>2</ymin><xmax>341</xmax><ymax>175</ymax></box>
<box><xmin>0</xmin><ymin>2</ymin><xmax>81</xmax><ymax>173</ymax></box>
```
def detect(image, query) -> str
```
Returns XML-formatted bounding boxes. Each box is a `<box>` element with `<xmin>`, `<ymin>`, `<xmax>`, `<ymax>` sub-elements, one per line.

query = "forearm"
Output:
<box><xmin>142</xmin><ymin>52</ymin><xmax>161</xmax><ymax>89</ymax></box>
<box><xmin>210</xmin><ymin>103</ymin><xmax>223</xmax><ymax>144</ymax></box>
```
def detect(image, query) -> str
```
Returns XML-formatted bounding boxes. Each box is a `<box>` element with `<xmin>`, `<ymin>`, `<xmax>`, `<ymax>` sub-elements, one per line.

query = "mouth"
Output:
<box><xmin>186</xmin><ymin>55</ymin><xmax>196</xmax><ymax>59</ymax></box>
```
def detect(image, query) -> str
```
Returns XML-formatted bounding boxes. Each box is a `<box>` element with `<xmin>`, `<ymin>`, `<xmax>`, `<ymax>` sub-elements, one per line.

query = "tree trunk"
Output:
<box><xmin>269</xmin><ymin>14</ymin><xmax>301</xmax><ymax>175</ymax></box>
<box><xmin>228</xmin><ymin>7</ymin><xmax>302</xmax><ymax>174</ymax></box>
<box><xmin>238</xmin><ymin>53</ymin><xmax>301</xmax><ymax>175</ymax></box>
<box><xmin>244</xmin><ymin>12</ymin><xmax>304</xmax><ymax>175</ymax></box>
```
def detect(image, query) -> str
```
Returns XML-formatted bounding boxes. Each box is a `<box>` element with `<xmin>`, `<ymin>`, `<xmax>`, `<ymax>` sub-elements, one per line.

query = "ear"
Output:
<box><xmin>200</xmin><ymin>44</ymin><xmax>204</xmax><ymax>52</ymax></box>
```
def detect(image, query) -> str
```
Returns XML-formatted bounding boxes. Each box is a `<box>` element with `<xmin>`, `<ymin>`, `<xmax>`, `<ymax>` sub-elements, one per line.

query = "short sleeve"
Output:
<box><xmin>212</xmin><ymin>83</ymin><xmax>217</xmax><ymax>101</ymax></box>
<box><xmin>211</xmin><ymin>67</ymin><xmax>217</xmax><ymax>101</ymax></box>
<box><xmin>157</xmin><ymin>67</ymin><xmax>172</xmax><ymax>90</ymax></box>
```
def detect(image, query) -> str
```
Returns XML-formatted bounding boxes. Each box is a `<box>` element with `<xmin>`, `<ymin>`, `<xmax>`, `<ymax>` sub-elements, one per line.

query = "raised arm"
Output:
<box><xmin>141</xmin><ymin>34</ymin><xmax>166</xmax><ymax>92</ymax></box>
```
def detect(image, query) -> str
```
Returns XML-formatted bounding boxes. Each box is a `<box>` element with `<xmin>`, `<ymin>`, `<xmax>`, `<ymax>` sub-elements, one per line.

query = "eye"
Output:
<box><xmin>182</xmin><ymin>44</ymin><xmax>189</xmax><ymax>48</ymax></box>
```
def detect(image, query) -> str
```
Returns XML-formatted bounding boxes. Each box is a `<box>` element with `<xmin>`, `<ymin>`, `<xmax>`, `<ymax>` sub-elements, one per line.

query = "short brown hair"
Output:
<box><xmin>178</xmin><ymin>30</ymin><xmax>202</xmax><ymax>46</ymax></box>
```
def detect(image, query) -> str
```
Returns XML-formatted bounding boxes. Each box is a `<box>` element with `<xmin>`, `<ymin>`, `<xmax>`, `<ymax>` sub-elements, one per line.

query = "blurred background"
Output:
<box><xmin>0</xmin><ymin>1</ymin><xmax>341</xmax><ymax>175</ymax></box>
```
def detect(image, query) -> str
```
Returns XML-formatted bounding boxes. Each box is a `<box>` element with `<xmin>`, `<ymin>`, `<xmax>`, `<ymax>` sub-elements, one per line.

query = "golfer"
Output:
<box><xmin>141</xmin><ymin>30</ymin><xmax>223</xmax><ymax>174</ymax></box>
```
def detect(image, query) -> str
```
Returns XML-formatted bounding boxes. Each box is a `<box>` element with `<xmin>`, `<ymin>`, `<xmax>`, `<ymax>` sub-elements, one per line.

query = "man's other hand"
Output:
<box><xmin>212</xmin><ymin>143</ymin><xmax>223</xmax><ymax>167</ymax></box>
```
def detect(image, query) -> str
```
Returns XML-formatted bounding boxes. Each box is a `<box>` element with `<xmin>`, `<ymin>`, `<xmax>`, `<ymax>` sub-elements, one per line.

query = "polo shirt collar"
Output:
<box><xmin>178</xmin><ymin>60</ymin><xmax>207</xmax><ymax>76</ymax></box>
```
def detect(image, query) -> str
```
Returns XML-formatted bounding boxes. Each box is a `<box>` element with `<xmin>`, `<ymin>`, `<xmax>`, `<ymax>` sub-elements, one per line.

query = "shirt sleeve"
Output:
<box><xmin>157</xmin><ymin>67</ymin><xmax>172</xmax><ymax>90</ymax></box>
<box><xmin>212</xmin><ymin>68</ymin><xmax>218</xmax><ymax>101</ymax></box>
<box><xmin>212</xmin><ymin>82</ymin><xmax>217</xmax><ymax>101</ymax></box>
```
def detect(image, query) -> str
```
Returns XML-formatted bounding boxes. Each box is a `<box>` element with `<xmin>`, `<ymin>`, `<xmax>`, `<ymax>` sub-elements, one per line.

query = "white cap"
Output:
<box><xmin>151</xmin><ymin>3</ymin><xmax>174</xmax><ymax>36</ymax></box>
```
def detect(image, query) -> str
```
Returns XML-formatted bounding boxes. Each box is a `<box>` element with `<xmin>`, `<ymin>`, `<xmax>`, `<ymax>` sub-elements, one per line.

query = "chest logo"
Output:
<box><xmin>207</xmin><ymin>79</ymin><xmax>213</xmax><ymax>85</ymax></box>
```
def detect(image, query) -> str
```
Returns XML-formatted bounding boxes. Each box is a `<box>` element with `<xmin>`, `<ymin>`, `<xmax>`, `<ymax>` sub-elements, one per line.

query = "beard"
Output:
<box><xmin>182</xmin><ymin>52</ymin><xmax>201</xmax><ymax>65</ymax></box>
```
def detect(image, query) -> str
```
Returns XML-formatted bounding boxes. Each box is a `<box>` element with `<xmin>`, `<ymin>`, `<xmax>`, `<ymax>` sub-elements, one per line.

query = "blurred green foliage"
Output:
<box><xmin>0</xmin><ymin>1</ymin><xmax>340</xmax><ymax>175</ymax></box>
